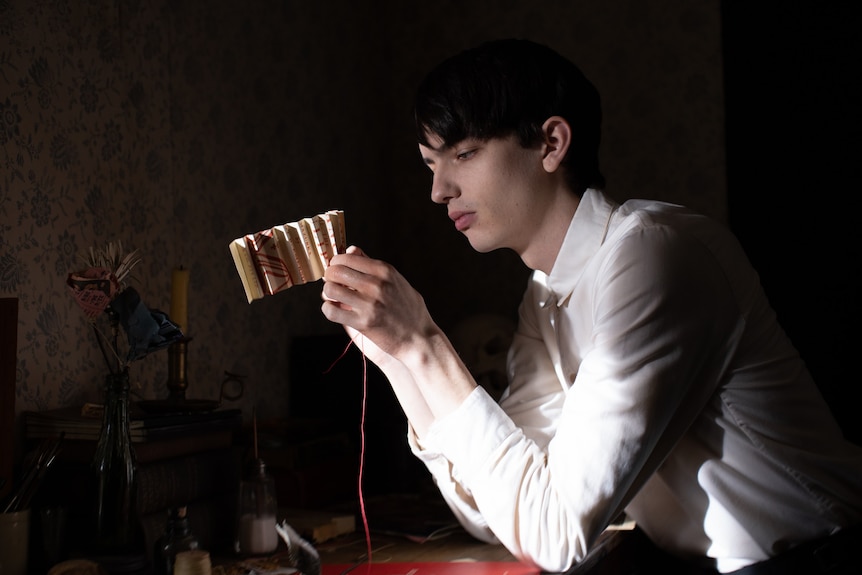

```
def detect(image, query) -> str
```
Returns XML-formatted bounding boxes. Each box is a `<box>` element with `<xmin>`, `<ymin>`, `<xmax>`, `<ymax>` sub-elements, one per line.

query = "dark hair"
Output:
<box><xmin>414</xmin><ymin>38</ymin><xmax>605</xmax><ymax>193</ymax></box>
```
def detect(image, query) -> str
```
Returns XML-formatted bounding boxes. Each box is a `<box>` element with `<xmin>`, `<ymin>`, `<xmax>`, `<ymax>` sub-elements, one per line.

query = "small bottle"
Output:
<box><xmin>235</xmin><ymin>459</ymin><xmax>279</xmax><ymax>555</ymax></box>
<box><xmin>153</xmin><ymin>506</ymin><xmax>200</xmax><ymax>575</ymax></box>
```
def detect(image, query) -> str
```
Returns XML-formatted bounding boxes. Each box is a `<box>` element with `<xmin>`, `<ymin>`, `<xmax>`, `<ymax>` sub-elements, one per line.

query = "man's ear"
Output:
<box><xmin>541</xmin><ymin>116</ymin><xmax>572</xmax><ymax>173</ymax></box>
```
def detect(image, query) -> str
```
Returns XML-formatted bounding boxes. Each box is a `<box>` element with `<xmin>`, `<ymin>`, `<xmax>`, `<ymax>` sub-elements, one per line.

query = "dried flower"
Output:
<box><xmin>66</xmin><ymin>241</ymin><xmax>182</xmax><ymax>373</ymax></box>
<box><xmin>67</xmin><ymin>241</ymin><xmax>141</xmax><ymax>320</ymax></box>
<box><xmin>81</xmin><ymin>240</ymin><xmax>142</xmax><ymax>286</ymax></box>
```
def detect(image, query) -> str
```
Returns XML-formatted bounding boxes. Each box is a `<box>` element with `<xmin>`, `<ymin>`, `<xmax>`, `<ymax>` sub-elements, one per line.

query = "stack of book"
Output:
<box><xmin>229</xmin><ymin>209</ymin><xmax>346</xmax><ymax>303</ymax></box>
<box><xmin>25</xmin><ymin>404</ymin><xmax>241</xmax><ymax>462</ymax></box>
<box><xmin>24</xmin><ymin>405</ymin><xmax>243</xmax><ymax>555</ymax></box>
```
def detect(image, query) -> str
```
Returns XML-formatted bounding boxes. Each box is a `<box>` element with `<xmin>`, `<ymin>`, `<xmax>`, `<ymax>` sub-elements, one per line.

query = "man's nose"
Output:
<box><xmin>430</xmin><ymin>171</ymin><xmax>458</xmax><ymax>204</ymax></box>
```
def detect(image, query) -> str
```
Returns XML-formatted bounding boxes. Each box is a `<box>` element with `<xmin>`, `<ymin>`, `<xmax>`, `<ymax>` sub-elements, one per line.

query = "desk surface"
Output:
<box><xmin>212</xmin><ymin>490</ymin><xmax>636</xmax><ymax>575</ymax></box>
<box><xmin>212</xmin><ymin>524</ymin><xmax>635</xmax><ymax>575</ymax></box>
<box><xmin>213</xmin><ymin>493</ymin><xmax>528</xmax><ymax>575</ymax></box>
<box><xmin>311</xmin><ymin>493</ymin><xmax>521</xmax><ymax>565</ymax></box>
<box><xmin>213</xmin><ymin>529</ymin><xmax>527</xmax><ymax>575</ymax></box>
<box><xmin>316</xmin><ymin>528</ymin><xmax>518</xmax><ymax>565</ymax></box>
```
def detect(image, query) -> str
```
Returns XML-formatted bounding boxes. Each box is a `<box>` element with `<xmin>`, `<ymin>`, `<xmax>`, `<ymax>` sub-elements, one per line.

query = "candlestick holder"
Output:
<box><xmin>166</xmin><ymin>336</ymin><xmax>192</xmax><ymax>400</ymax></box>
<box><xmin>138</xmin><ymin>336</ymin><xmax>236</xmax><ymax>414</ymax></box>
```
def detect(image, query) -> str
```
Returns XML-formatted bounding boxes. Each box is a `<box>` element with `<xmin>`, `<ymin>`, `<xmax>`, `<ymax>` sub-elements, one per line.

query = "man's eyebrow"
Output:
<box><xmin>418</xmin><ymin>144</ymin><xmax>444</xmax><ymax>164</ymax></box>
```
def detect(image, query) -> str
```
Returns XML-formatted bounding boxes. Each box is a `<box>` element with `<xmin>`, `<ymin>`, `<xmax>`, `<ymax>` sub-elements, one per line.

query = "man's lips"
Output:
<box><xmin>449</xmin><ymin>211</ymin><xmax>475</xmax><ymax>232</ymax></box>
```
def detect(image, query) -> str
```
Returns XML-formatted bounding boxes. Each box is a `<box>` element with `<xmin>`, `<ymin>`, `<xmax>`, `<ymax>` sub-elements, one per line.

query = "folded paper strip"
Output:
<box><xmin>229</xmin><ymin>210</ymin><xmax>346</xmax><ymax>303</ymax></box>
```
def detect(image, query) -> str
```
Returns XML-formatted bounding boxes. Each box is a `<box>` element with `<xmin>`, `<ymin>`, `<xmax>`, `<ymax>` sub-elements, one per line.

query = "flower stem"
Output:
<box><xmin>110</xmin><ymin>313</ymin><xmax>121</xmax><ymax>373</ymax></box>
<box><xmin>93</xmin><ymin>324</ymin><xmax>118</xmax><ymax>374</ymax></box>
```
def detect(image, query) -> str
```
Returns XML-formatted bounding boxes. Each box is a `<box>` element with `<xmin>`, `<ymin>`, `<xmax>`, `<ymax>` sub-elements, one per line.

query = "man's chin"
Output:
<box><xmin>466</xmin><ymin>236</ymin><xmax>497</xmax><ymax>254</ymax></box>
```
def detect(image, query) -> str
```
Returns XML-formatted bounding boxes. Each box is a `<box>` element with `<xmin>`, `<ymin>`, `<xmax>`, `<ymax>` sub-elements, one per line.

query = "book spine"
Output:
<box><xmin>30</xmin><ymin>447</ymin><xmax>242</xmax><ymax>555</ymax></box>
<box><xmin>25</xmin><ymin>409</ymin><xmax>242</xmax><ymax>446</ymax></box>
<box><xmin>136</xmin><ymin>447</ymin><xmax>242</xmax><ymax>516</ymax></box>
<box><xmin>48</xmin><ymin>429</ymin><xmax>235</xmax><ymax>463</ymax></box>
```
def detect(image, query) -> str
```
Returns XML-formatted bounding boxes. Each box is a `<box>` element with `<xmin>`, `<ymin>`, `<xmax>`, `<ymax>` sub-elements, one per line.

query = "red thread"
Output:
<box><xmin>323</xmin><ymin>338</ymin><xmax>355</xmax><ymax>374</ymax></box>
<box><xmin>357</xmin><ymin>338</ymin><xmax>372</xmax><ymax>564</ymax></box>
<box><xmin>325</xmin><ymin>337</ymin><xmax>373</xmax><ymax>565</ymax></box>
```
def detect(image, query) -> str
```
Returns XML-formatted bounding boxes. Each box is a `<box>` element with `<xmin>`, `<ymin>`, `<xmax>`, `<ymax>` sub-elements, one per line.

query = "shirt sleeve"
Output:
<box><xmin>412</xmin><ymin>221</ymin><xmax>745</xmax><ymax>572</ymax></box>
<box><xmin>408</xmin><ymin>273</ymin><xmax>566</xmax><ymax>546</ymax></box>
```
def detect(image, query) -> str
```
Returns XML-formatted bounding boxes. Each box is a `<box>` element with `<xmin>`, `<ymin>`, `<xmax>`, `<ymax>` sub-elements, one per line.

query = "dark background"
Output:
<box><xmin>722</xmin><ymin>1</ymin><xmax>862</xmax><ymax>444</ymax></box>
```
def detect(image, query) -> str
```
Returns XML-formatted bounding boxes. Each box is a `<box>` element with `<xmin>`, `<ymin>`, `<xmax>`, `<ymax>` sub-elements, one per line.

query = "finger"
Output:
<box><xmin>321</xmin><ymin>299</ymin><xmax>350</xmax><ymax>328</ymax></box>
<box><xmin>321</xmin><ymin>297</ymin><xmax>353</xmax><ymax>319</ymax></box>
<box><xmin>328</xmin><ymin>252</ymin><xmax>385</xmax><ymax>276</ymax></box>
<box><xmin>325</xmin><ymin>258</ymin><xmax>388</xmax><ymax>295</ymax></box>
<box><xmin>321</xmin><ymin>297</ymin><xmax>369</xmax><ymax>333</ymax></box>
<box><xmin>321</xmin><ymin>279</ymin><xmax>362</xmax><ymax>308</ymax></box>
<box><xmin>328</xmin><ymin>246</ymin><xmax>366</xmax><ymax>268</ymax></box>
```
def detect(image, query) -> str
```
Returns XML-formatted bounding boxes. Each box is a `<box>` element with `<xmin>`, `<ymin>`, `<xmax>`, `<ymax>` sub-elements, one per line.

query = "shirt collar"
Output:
<box><xmin>539</xmin><ymin>189</ymin><xmax>618</xmax><ymax>306</ymax></box>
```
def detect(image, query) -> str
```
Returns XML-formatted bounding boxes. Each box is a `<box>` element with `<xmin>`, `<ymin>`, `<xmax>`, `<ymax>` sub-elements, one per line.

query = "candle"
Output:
<box><xmin>171</xmin><ymin>266</ymin><xmax>190</xmax><ymax>334</ymax></box>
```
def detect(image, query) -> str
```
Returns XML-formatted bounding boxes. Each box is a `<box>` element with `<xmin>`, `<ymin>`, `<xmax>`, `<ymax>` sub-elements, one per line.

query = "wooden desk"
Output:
<box><xmin>316</xmin><ymin>527</ymin><xmax>518</xmax><ymax>565</ymax></box>
<box><xmin>212</xmin><ymin>492</ymin><xmax>632</xmax><ymax>575</ymax></box>
<box><xmin>213</xmin><ymin>525</ymin><xmax>530</xmax><ymax>575</ymax></box>
<box><xmin>317</xmin><ymin>527</ymin><xmax>633</xmax><ymax>575</ymax></box>
<box><xmin>212</xmin><ymin>525</ymin><xmax>638</xmax><ymax>575</ymax></box>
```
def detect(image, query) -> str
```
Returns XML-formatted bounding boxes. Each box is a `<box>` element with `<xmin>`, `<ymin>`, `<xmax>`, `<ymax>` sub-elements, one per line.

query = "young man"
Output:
<box><xmin>320</xmin><ymin>39</ymin><xmax>862</xmax><ymax>574</ymax></box>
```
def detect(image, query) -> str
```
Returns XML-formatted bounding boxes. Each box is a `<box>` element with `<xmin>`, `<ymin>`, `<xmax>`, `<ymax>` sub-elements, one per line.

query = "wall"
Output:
<box><xmin>1</xmin><ymin>1</ymin><xmax>725</xmax><ymax>427</ymax></box>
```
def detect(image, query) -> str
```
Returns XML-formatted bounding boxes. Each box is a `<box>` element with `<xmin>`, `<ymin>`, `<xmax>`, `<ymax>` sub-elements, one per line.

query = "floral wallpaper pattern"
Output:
<box><xmin>1</xmin><ymin>1</ymin><xmax>725</xmax><ymax>428</ymax></box>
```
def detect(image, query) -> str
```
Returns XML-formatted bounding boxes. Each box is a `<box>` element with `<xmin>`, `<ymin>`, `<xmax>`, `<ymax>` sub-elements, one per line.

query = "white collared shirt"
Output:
<box><xmin>410</xmin><ymin>189</ymin><xmax>862</xmax><ymax>573</ymax></box>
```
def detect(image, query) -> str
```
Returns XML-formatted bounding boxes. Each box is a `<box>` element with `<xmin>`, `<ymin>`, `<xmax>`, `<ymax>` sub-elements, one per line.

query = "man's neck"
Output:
<box><xmin>519</xmin><ymin>192</ymin><xmax>580</xmax><ymax>274</ymax></box>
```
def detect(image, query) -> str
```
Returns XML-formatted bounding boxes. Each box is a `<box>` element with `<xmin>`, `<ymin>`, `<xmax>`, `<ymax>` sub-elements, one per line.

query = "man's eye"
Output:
<box><xmin>456</xmin><ymin>149</ymin><xmax>476</xmax><ymax>160</ymax></box>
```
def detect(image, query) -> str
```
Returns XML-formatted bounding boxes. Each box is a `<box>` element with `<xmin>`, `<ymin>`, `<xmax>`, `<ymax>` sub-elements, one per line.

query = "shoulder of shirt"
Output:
<box><xmin>610</xmin><ymin>195</ymin><xmax>714</xmax><ymax>236</ymax></box>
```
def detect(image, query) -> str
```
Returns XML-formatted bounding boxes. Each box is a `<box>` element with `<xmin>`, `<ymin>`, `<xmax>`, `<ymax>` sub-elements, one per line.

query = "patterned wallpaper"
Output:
<box><xmin>1</xmin><ymin>1</ymin><xmax>725</xmax><ymax>426</ymax></box>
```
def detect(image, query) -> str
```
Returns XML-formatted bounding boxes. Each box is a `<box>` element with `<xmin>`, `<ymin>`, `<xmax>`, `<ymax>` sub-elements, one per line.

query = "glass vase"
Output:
<box><xmin>89</xmin><ymin>367</ymin><xmax>145</xmax><ymax>556</ymax></box>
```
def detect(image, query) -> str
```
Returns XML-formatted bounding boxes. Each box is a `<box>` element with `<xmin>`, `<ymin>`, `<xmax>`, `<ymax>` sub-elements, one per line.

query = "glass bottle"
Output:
<box><xmin>89</xmin><ymin>367</ymin><xmax>145</xmax><ymax>555</ymax></box>
<box><xmin>235</xmin><ymin>458</ymin><xmax>279</xmax><ymax>555</ymax></box>
<box><xmin>153</xmin><ymin>506</ymin><xmax>200</xmax><ymax>575</ymax></box>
